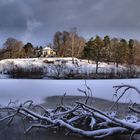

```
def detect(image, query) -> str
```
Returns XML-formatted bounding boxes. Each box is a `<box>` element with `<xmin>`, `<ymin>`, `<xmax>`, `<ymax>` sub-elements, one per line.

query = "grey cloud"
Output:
<box><xmin>0</xmin><ymin>0</ymin><xmax>140</xmax><ymax>47</ymax></box>
<box><xmin>0</xmin><ymin>3</ymin><xmax>26</xmax><ymax>32</ymax></box>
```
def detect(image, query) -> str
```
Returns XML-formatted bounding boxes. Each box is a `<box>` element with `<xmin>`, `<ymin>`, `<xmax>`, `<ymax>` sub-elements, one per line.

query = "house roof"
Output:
<box><xmin>43</xmin><ymin>47</ymin><xmax>52</xmax><ymax>50</ymax></box>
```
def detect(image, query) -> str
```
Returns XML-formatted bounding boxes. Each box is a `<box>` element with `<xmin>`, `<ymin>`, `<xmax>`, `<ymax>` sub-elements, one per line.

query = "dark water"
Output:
<box><xmin>0</xmin><ymin>126</ymin><xmax>130</xmax><ymax>140</ymax></box>
<box><xmin>0</xmin><ymin>116</ymin><xmax>134</xmax><ymax>140</ymax></box>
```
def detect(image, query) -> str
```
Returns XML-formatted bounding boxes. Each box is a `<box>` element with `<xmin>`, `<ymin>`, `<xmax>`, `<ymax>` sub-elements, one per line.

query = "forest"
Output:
<box><xmin>0</xmin><ymin>30</ymin><xmax>140</xmax><ymax>68</ymax></box>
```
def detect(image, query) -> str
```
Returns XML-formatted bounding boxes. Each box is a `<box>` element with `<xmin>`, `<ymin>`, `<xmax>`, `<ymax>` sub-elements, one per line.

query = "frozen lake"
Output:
<box><xmin>0</xmin><ymin>79</ymin><xmax>140</xmax><ymax>105</ymax></box>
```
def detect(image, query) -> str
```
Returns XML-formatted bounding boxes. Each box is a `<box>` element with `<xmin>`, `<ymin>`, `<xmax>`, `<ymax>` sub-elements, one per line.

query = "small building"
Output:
<box><xmin>35</xmin><ymin>47</ymin><xmax>56</xmax><ymax>58</ymax></box>
<box><xmin>42</xmin><ymin>47</ymin><xmax>56</xmax><ymax>57</ymax></box>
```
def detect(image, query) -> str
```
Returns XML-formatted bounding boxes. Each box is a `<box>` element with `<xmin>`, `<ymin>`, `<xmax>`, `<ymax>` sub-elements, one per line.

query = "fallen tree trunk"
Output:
<box><xmin>0</xmin><ymin>85</ymin><xmax>140</xmax><ymax>140</ymax></box>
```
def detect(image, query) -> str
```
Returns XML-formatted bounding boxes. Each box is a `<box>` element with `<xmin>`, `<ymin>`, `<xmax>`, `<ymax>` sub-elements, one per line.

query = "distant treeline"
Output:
<box><xmin>0</xmin><ymin>29</ymin><xmax>140</xmax><ymax>68</ymax></box>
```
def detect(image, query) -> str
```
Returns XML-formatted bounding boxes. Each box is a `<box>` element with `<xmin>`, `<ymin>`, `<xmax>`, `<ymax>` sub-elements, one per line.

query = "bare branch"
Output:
<box><xmin>110</xmin><ymin>84</ymin><xmax>140</xmax><ymax>111</ymax></box>
<box><xmin>1</xmin><ymin>85</ymin><xmax>140</xmax><ymax>139</ymax></box>
<box><xmin>25</xmin><ymin>124</ymin><xmax>55</xmax><ymax>134</ymax></box>
<box><xmin>129</xmin><ymin>106</ymin><xmax>140</xmax><ymax>114</ymax></box>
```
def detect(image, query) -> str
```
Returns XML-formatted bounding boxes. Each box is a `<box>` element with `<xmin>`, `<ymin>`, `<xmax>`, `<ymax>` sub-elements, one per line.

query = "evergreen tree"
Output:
<box><xmin>83</xmin><ymin>38</ymin><xmax>94</xmax><ymax>62</ymax></box>
<box><xmin>83</xmin><ymin>36</ymin><xmax>103</xmax><ymax>74</ymax></box>
<box><xmin>103</xmin><ymin>35</ymin><xmax>111</xmax><ymax>63</ymax></box>
<box><xmin>92</xmin><ymin>36</ymin><xmax>103</xmax><ymax>74</ymax></box>
<box><xmin>23</xmin><ymin>43</ymin><xmax>35</xmax><ymax>58</ymax></box>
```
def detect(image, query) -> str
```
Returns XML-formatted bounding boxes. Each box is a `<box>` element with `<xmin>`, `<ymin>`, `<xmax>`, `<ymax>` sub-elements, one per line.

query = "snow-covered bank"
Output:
<box><xmin>0</xmin><ymin>79</ymin><xmax>139</xmax><ymax>105</ymax></box>
<box><xmin>0</xmin><ymin>58</ymin><xmax>139</xmax><ymax>79</ymax></box>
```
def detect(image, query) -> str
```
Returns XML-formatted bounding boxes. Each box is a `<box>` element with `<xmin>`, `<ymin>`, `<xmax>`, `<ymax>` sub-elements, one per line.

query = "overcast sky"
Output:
<box><xmin>0</xmin><ymin>0</ymin><xmax>140</xmax><ymax>47</ymax></box>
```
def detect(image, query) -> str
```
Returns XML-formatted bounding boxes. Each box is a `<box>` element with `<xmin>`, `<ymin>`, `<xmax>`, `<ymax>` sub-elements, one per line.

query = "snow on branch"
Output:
<box><xmin>110</xmin><ymin>84</ymin><xmax>140</xmax><ymax>110</ymax></box>
<box><xmin>0</xmin><ymin>85</ymin><xmax>140</xmax><ymax>139</ymax></box>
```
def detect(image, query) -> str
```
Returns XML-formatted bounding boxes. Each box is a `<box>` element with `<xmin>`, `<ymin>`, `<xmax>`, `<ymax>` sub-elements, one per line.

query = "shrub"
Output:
<box><xmin>8</xmin><ymin>67</ymin><xmax>45</xmax><ymax>79</ymax></box>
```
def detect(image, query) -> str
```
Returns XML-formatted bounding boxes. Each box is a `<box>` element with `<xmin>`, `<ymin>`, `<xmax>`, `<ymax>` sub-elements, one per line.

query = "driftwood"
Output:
<box><xmin>0</xmin><ymin>85</ymin><xmax>140</xmax><ymax>140</ymax></box>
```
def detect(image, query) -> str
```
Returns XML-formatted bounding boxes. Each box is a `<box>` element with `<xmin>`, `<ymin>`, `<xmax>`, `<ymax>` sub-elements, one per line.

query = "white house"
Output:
<box><xmin>41</xmin><ymin>47</ymin><xmax>56</xmax><ymax>57</ymax></box>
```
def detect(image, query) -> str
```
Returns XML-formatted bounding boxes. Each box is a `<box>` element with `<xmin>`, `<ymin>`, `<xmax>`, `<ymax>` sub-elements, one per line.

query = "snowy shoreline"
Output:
<box><xmin>0</xmin><ymin>58</ymin><xmax>139</xmax><ymax>79</ymax></box>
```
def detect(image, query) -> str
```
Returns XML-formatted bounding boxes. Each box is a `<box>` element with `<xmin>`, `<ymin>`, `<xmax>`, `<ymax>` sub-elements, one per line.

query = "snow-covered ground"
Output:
<box><xmin>0</xmin><ymin>79</ymin><xmax>139</xmax><ymax>105</ymax></box>
<box><xmin>0</xmin><ymin>57</ymin><xmax>134</xmax><ymax>79</ymax></box>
